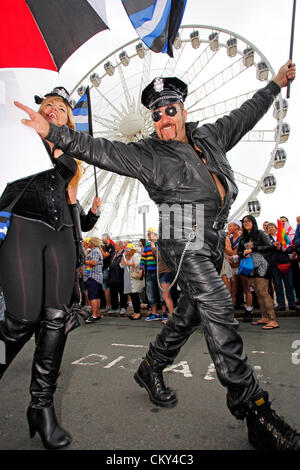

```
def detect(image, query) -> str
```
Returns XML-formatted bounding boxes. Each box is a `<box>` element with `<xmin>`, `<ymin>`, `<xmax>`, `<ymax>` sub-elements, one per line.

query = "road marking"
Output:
<box><xmin>72</xmin><ymin>354</ymin><xmax>108</xmax><ymax>366</ymax></box>
<box><xmin>71</xmin><ymin>352</ymin><xmax>193</xmax><ymax>377</ymax></box>
<box><xmin>112</xmin><ymin>343</ymin><xmax>147</xmax><ymax>348</ymax></box>
<box><xmin>254</xmin><ymin>364</ymin><xmax>270</xmax><ymax>384</ymax></box>
<box><xmin>165</xmin><ymin>361</ymin><xmax>193</xmax><ymax>378</ymax></box>
<box><xmin>204</xmin><ymin>363</ymin><xmax>216</xmax><ymax>381</ymax></box>
<box><xmin>104</xmin><ymin>356</ymin><xmax>125</xmax><ymax>368</ymax></box>
<box><xmin>291</xmin><ymin>340</ymin><xmax>300</xmax><ymax>365</ymax></box>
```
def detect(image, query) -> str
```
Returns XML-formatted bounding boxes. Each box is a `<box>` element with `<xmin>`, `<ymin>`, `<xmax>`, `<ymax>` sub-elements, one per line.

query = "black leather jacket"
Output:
<box><xmin>45</xmin><ymin>81</ymin><xmax>280</xmax><ymax>250</ymax></box>
<box><xmin>0</xmin><ymin>144</ymin><xmax>77</xmax><ymax>231</ymax></box>
<box><xmin>238</xmin><ymin>230</ymin><xmax>272</xmax><ymax>279</ymax></box>
<box><xmin>268</xmin><ymin>234</ymin><xmax>293</xmax><ymax>267</ymax></box>
<box><xmin>238</xmin><ymin>230</ymin><xmax>272</xmax><ymax>260</ymax></box>
<box><xmin>109</xmin><ymin>250</ymin><xmax>124</xmax><ymax>285</ymax></box>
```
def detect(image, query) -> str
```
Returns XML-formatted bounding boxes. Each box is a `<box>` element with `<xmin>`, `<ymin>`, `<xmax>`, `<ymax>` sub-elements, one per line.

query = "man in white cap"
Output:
<box><xmin>15</xmin><ymin>60</ymin><xmax>300</xmax><ymax>450</ymax></box>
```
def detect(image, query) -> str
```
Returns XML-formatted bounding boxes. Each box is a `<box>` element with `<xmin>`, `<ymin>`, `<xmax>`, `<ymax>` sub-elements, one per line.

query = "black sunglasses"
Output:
<box><xmin>151</xmin><ymin>105</ymin><xmax>179</xmax><ymax>122</ymax></box>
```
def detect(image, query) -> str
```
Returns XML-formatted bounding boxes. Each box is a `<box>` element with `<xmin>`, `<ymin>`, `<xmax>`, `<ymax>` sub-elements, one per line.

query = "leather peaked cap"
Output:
<box><xmin>141</xmin><ymin>77</ymin><xmax>188</xmax><ymax>110</ymax></box>
<box><xmin>34</xmin><ymin>86</ymin><xmax>73</xmax><ymax>108</ymax></box>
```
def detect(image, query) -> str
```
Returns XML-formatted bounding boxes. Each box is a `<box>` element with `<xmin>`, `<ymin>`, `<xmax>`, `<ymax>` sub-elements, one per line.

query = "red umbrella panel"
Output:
<box><xmin>0</xmin><ymin>0</ymin><xmax>109</xmax><ymax>72</ymax></box>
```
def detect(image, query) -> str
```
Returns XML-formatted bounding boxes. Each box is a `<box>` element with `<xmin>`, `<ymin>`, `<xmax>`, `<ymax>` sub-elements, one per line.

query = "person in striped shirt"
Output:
<box><xmin>140</xmin><ymin>228</ymin><xmax>161</xmax><ymax>321</ymax></box>
<box><xmin>83</xmin><ymin>237</ymin><xmax>103</xmax><ymax>323</ymax></box>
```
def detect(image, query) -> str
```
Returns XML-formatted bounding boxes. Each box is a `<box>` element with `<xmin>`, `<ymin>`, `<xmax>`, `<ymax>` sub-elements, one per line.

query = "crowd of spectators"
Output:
<box><xmin>1</xmin><ymin>216</ymin><xmax>299</xmax><ymax>326</ymax></box>
<box><xmin>220</xmin><ymin>215</ymin><xmax>300</xmax><ymax>329</ymax></box>
<box><xmin>77</xmin><ymin>227</ymin><xmax>178</xmax><ymax>324</ymax></box>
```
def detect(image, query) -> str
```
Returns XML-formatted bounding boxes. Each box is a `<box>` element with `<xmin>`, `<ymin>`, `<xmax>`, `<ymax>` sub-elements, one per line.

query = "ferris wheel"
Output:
<box><xmin>71</xmin><ymin>25</ymin><xmax>289</xmax><ymax>238</ymax></box>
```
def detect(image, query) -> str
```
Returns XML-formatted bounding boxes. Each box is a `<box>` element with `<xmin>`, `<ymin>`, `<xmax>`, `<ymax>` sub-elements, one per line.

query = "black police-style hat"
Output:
<box><xmin>34</xmin><ymin>86</ymin><xmax>74</xmax><ymax>109</ymax></box>
<box><xmin>141</xmin><ymin>77</ymin><xmax>188</xmax><ymax>111</ymax></box>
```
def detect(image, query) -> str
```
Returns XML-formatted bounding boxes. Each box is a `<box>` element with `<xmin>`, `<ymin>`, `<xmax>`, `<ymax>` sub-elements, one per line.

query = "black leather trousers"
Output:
<box><xmin>147</xmin><ymin>238</ymin><xmax>262</xmax><ymax>419</ymax></box>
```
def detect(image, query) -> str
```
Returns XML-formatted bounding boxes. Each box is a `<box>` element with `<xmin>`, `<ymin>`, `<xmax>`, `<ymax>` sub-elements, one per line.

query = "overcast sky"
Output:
<box><xmin>9</xmin><ymin>0</ymin><xmax>300</xmax><ymax>230</ymax></box>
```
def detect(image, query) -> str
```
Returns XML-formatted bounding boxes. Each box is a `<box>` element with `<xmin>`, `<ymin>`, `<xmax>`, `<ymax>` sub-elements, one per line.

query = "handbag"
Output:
<box><xmin>0</xmin><ymin>175</ymin><xmax>37</xmax><ymax>248</ymax></box>
<box><xmin>251</xmin><ymin>252</ymin><xmax>269</xmax><ymax>278</ymax></box>
<box><xmin>131</xmin><ymin>270</ymin><xmax>141</xmax><ymax>280</ymax></box>
<box><xmin>277</xmin><ymin>262</ymin><xmax>291</xmax><ymax>274</ymax></box>
<box><xmin>238</xmin><ymin>255</ymin><xmax>254</xmax><ymax>276</ymax></box>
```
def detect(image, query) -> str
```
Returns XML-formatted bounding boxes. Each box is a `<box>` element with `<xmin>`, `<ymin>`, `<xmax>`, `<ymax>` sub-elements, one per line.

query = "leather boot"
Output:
<box><xmin>134</xmin><ymin>357</ymin><xmax>177</xmax><ymax>408</ymax></box>
<box><xmin>241</xmin><ymin>391</ymin><xmax>300</xmax><ymax>450</ymax></box>
<box><xmin>0</xmin><ymin>313</ymin><xmax>37</xmax><ymax>379</ymax></box>
<box><xmin>27</xmin><ymin>307</ymin><xmax>71</xmax><ymax>450</ymax></box>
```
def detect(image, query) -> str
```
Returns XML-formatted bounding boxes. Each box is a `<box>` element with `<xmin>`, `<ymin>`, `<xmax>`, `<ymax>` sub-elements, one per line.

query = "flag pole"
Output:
<box><xmin>86</xmin><ymin>87</ymin><xmax>98</xmax><ymax>198</ymax></box>
<box><xmin>86</xmin><ymin>87</ymin><xmax>101</xmax><ymax>218</ymax></box>
<box><xmin>287</xmin><ymin>0</ymin><xmax>297</xmax><ymax>98</ymax></box>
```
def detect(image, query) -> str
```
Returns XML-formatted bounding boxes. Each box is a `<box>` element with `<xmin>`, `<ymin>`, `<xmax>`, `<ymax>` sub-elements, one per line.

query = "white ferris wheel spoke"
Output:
<box><xmin>186</xmin><ymin>56</ymin><xmax>251</xmax><ymax>111</ymax></box>
<box><xmin>180</xmin><ymin>43</ymin><xmax>218</xmax><ymax>86</ymax></box>
<box><xmin>188</xmin><ymin>89</ymin><xmax>258</xmax><ymax>122</ymax></box>
<box><xmin>160</xmin><ymin>42</ymin><xmax>186</xmax><ymax>77</ymax></box>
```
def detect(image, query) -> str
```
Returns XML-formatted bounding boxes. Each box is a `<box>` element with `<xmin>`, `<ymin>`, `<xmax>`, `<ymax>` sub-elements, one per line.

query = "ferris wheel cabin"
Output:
<box><xmin>247</xmin><ymin>200</ymin><xmax>261</xmax><ymax>217</ymax></box>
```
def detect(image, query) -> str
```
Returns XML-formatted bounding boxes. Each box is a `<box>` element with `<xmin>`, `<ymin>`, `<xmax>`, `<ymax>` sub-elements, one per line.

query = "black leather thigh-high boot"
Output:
<box><xmin>27</xmin><ymin>307</ymin><xmax>71</xmax><ymax>450</ymax></box>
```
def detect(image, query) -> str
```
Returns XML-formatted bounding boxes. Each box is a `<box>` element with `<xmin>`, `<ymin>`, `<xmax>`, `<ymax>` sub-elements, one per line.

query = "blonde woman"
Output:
<box><xmin>121</xmin><ymin>243</ymin><xmax>145</xmax><ymax>320</ymax></box>
<box><xmin>0</xmin><ymin>87</ymin><xmax>83</xmax><ymax>449</ymax></box>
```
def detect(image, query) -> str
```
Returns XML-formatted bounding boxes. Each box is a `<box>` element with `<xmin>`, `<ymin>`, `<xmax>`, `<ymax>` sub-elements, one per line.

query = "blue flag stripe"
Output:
<box><xmin>74</xmin><ymin>123</ymin><xmax>89</xmax><ymax>132</ymax></box>
<box><xmin>73</xmin><ymin>90</ymin><xmax>90</xmax><ymax>134</ymax></box>
<box><xmin>128</xmin><ymin>3</ymin><xmax>156</xmax><ymax>29</ymax></box>
<box><xmin>0</xmin><ymin>211</ymin><xmax>11</xmax><ymax>218</ymax></box>
<box><xmin>73</xmin><ymin>107</ymin><xmax>89</xmax><ymax>116</ymax></box>
<box><xmin>74</xmin><ymin>95</ymin><xmax>88</xmax><ymax>106</ymax></box>
<box><xmin>121</xmin><ymin>0</ymin><xmax>186</xmax><ymax>58</ymax></box>
<box><xmin>141</xmin><ymin>1</ymin><xmax>172</xmax><ymax>49</ymax></box>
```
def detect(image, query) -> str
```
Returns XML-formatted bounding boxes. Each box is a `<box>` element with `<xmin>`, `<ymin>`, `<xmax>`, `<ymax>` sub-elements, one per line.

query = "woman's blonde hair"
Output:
<box><xmin>39</xmin><ymin>96</ymin><xmax>85</xmax><ymax>187</ymax></box>
<box><xmin>89</xmin><ymin>237</ymin><xmax>102</xmax><ymax>248</ymax></box>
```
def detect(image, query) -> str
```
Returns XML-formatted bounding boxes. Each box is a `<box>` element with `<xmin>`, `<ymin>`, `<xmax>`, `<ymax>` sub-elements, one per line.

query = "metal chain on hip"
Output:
<box><xmin>156</xmin><ymin>229</ymin><xmax>196</xmax><ymax>293</ymax></box>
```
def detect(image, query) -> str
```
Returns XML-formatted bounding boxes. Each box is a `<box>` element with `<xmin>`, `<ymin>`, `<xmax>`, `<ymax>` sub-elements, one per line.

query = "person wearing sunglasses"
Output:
<box><xmin>238</xmin><ymin>215</ymin><xmax>278</xmax><ymax>329</ymax></box>
<box><xmin>0</xmin><ymin>87</ymin><xmax>85</xmax><ymax>450</ymax></box>
<box><xmin>15</xmin><ymin>60</ymin><xmax>300</xmax><ymax>450</ymax></box>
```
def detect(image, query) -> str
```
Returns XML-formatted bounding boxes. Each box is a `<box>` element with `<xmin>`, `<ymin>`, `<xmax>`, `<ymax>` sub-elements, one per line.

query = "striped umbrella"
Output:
<box><xmin>0</xmin><ymin>0</ymin><xmax>108</xmax><ymax>71</ymax></box>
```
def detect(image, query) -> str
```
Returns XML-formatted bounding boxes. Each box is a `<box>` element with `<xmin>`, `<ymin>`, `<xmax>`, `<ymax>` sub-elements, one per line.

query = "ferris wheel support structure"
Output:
<box><xmin>72</xmin><ymin>25</ymin><xmax>288</xmax><ymax>236</ymax></box>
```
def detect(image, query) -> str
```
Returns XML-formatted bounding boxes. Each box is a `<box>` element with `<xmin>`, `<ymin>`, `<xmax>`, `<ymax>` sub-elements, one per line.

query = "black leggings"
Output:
<box><xmin>110</xmin><ymin>283</ymin><xmax>127</xmax><ymax>310</ymax></box>
<box><xmin>129</xmin><ymin>292</ymin><xmax>141</xmax><ymax>313</ymax></box>
<box><xmin>0</xmin><ymin>216</ymin><xmax>76</xmax><ymax>323</ymax></box>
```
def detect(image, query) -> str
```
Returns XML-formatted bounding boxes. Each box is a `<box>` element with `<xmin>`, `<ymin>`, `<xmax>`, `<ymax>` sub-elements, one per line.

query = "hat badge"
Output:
<box><xmin>153</xmin><ymin>78</ymin><xmax>164</xmax><ymax>93</ymax></box>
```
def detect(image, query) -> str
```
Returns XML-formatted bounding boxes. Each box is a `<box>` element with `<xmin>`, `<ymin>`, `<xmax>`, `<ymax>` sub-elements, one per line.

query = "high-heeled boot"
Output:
<box><xmin>0</xmin><ymin>312</ymin><xmax>37</xmax><ymax>379</ymax></box>
<box><xmin>27</xmin><ymin>307</ymin><xmax>71</xmax><ymax>450</ymax></box>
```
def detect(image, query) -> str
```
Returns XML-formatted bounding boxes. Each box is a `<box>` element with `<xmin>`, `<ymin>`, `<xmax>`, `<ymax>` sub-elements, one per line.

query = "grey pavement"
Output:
<box><xmin>0</xmin><ymin>314</ymin><xmax>300</xmax><ymax>452</ymax></box>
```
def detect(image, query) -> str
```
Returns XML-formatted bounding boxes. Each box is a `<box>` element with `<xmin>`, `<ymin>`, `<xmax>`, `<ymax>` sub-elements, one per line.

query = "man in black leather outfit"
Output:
<box><xmin>15</xmin><ymin>60</ymin><xmax>300</xmax><ymax>450</ymax></box>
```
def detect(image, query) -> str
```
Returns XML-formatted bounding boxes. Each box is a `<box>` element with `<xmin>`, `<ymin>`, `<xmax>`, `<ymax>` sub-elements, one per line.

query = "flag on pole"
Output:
<box><xmin>277</xmin><ymin>219</ymin><xmax>294</xmax><ymax>249</ymax></box>
<box><xmin>73</xmin><ymin>87</ymin><xmax>93</xmax><ymax>135</ymax></box>
<box><xmin>73</xmin><ymin>87</ymin><xmax>99</xmax><ymax>198</ymax></box>
<box><xmin>121</xmin><ymin>0</ymin><xmax>187</xmax><ymax>57</ymax></box>
<box><xmin>285</xmin><ymin>221</ymin><xmax>295</xmax><ymax>242</ymax></box>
